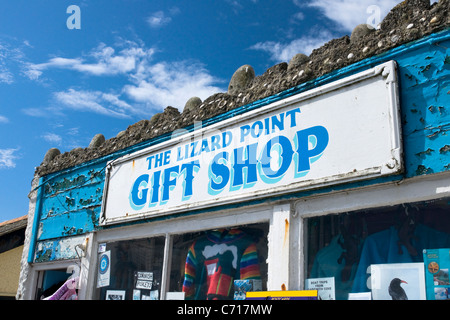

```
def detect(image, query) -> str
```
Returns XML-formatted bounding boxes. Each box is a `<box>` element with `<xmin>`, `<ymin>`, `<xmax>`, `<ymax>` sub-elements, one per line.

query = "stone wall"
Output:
<box><xmin>37</xmin><ymin>0</ymin><xmax>449</xmax><ymax>177</ymax></box>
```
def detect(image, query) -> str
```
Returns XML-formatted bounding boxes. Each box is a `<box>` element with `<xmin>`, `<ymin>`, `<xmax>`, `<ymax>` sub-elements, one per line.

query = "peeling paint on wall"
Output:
<box><xmin>399</xmin><ymin>36</ymin><xmax>450</xmax><ymax>177</ymax></box>
<box><xmin>37</xmin><ymin>161</ymin><xmax>106</xmax><ymax>244</ymax></box>
<box><xmin>283</xmin><ymin>219</ymin><xmax>289</xmax><ymax>248</ymax></box>
<box><xmin>34</xmin><ymin>235</ymin><xmax>87</xmax><ymax>263</ymax></box>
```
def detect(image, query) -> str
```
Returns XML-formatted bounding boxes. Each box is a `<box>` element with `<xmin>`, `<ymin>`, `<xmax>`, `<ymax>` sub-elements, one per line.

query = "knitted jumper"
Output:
<box><xmin>182</xmin><ymin>228</ymin><xmax>261</xmax><ymax>300</ymax></box>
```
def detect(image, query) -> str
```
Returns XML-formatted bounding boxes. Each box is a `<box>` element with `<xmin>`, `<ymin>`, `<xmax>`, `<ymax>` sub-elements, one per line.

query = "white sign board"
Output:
<box><xmin>102</xmin><ymin>61</ymin><xmax>402</xmax><ymax>225</ymax></box>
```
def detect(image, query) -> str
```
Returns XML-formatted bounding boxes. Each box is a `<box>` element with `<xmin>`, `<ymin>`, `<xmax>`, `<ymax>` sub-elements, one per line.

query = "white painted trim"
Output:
<box><xmin>160</xmin><ymin>233</ymin><xmax>172</xmax><ymax>300</ymax></box>
<box><xmin>267</xmin><ymin>203</ymin><xmax>291</xmax><ymax>291</ymax></box>
<box><xmin>22</xmin><ymin>259</ymin><xmax>79</xmax><ymax>300</ymax></box>
<box><xmin>295</xmin><ymin>172</ymin><xmax>450</xmax><ymax>218</ymax></box>
<box><xmin>96</xmin><ymin>203</ymin><xmax>274</xmax><ymax>243</ymax></box>
<box><xmin>92</xmin><ymin>202</ymin><xmax>284</xmax><ymax>299</ymax></box>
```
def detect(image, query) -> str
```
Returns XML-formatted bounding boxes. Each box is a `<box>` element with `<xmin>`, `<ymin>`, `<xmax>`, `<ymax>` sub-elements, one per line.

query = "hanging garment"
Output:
<box><xmin>351</xmin><ymin>224</ymin><xmax>450</xmax><ymax>293</ymax></box>
<box><xmin>310</xmin><ymin>235</ymin><xmax>359</xmax><ymax>300</ymax></box>
<box><xmin>43</xmin><ymin>277</ymin><xmax>78</xmax><ymax>300</ymax></box>
<box><xmin>182</xmin><ymin>229</ymin><xmax>261</xmax><ymax>300</ymax></box>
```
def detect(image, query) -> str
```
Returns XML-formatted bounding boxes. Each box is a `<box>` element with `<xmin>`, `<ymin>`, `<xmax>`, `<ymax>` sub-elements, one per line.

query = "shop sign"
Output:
<box><xmin>102</xmin><ymin>61</ymin><xmax>402</xmax><ymax>224</ymax></box>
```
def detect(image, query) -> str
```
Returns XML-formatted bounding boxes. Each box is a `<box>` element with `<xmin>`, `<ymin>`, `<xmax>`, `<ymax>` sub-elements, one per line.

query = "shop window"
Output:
<box><xmin>36</xmin><ymin>268</ymin><xmax>75</xmax><ymax>300</ymax></box>
<box><xmin>168</xmin><ymin>223</ymin><xmax>268</xmax><ymax>300</ymax></box>
<box><xmin>305</xmin><ymin>198</ymin><xmax>450</xmax><ymax>300</ymax></box>
<box><xmin>94</xmin><ymin>237</ymin><xmax>165</xmax><ymax>300</ymax></box>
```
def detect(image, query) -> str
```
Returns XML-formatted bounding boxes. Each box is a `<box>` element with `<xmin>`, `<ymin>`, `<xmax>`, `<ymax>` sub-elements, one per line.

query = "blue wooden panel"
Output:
<box><xmin>37</xmin><ymin>161</ymin><xmax>106</xmax><ymax>241</ymax></box>
<box><xmin>397</xmin><ymin>39</ymin><xmax>450</xmax><ymax>177</ymax></box>
<box><xmin>34</xmin><ymin>236</ymin><xmax>87</xmax><ymax>262</ymax></box>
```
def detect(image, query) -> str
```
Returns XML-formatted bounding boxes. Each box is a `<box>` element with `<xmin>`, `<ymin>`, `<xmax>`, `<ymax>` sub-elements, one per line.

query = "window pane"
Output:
<box><xmin>94</xmin><ymin>236</ymin><xmax>165</xmax><ymax>300</ymax></box>
<box><xmin>169</xmin><ymin>223</ymin><xmax>268</xmax><ymax>300</ymax></box>
<box><xmin>36</xmin><ymin>269</ymin><xmax>73</xmax><ymax>300</ymax></box>
<box><xmin>305</xmin><ymin>198</ymin><xmax>450</xmax><ymax>300</ymax></box>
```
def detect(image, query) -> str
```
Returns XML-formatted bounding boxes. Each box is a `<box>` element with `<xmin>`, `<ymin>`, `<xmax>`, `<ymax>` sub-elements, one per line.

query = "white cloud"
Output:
<box><xmin>146</xmin><ymin>7</ymin><xmax>180</xmax><ymax>28</ymax></box>
<box><xmin>291</xmin><ymin>12</ymin><xmax>305</xmax><ymax>23</ymax></box>
<box><xmin>25</xmin><ymin>42</ymin><xmax>155</xmax><ymax>78</ymax></box>
<box><xmin>66</xmin><ymin>127</ymin><xmax>79</xmax><ymax>136</ymax></box>
<box><xmin>25</xmin><ymin>38</ymin><xmax>222</xmax><ymax>115</ymax></box>
<box><xmin>307</xmin><ymin>0</ymin><xmax>401</xmax><ymax>31</ymax></box>
<box><xmin>0</xmin><ymin>148</ymin><xmax>19</xmax><ymax>169</ymax></box>
<box><xmin>225</xmin><ymin>0</ymin><xmax>243</xmax><ymax>12</ymax></box>
<box><xmin>0</xmin><ymin>115</ymin><xmax>9</xmax><ymax>123</ymax></box>
<box><xmin>42</xmin><ymin>133</ymin><xmax>62</xmax><ymax>145</ymax></box>
<box><xmin>22</xmin><ymin>67</ymin><xmax>42</xmax><ymax>81</ymax></box>
<box><xmin>0</xmin><ymin>68</ymin><xmax>14</xmax><ymax>84</ymax></box>
<box><xmin>124</xmin><ymin>60</ymin><xmax>223</xmax><ymax>111</ymax></box>
<box><xmin>54</xmin><ymin>89</ymin><xmax>136</xmax><ymax>119</ymax></box>
<box><xmin>0</xmin><ymin>42</ymin><xmax>25</xmax><ymax>84</ymax></box>
<box><xmin>21</xmin><ymin>107</ymin><xmax>55</xmax><ymax>118</ymax></box>
<box><xmin>250</xmin><ymin>30</ymin><xmax>334</xmax><ymax>63</ymax></box>
<box><xmin>146</xmin><ymin>11</ymin><xmax>172</xmax><ymax>28</ymax></box>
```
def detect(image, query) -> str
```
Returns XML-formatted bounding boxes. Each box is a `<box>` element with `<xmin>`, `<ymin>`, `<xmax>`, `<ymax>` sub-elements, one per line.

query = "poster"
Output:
<box><xmin>234</xmin><ymin>279</ymin><xmax>262</xmax><ymax>300</ymax></box>
<box><xmin>305</xmin><ymin>277</ymin><xmax>335</xmax><ymax>300</ymax></box>
<box><xmin>133</xmin><ymin>289</ymin><xmax>141</xmax><ymax>300</ymax></box>
<box><xmin>370</xmin><ymin>263</ymin><xmax>426</xmax><ymax>300</ymax></box>
<box><xmin>97</xmin><ymin>250</ymin><xmax>111</xmax><ymax>288</ymax></box>
<box><xmin>106</xmin><ymin>290</ymin><xmax>125</xmax><ymax>300</ymax></box>
<box><xmin>423</xmin><ymin>248</ymin><xmax>450</xmax><ymax>300</ymax></box>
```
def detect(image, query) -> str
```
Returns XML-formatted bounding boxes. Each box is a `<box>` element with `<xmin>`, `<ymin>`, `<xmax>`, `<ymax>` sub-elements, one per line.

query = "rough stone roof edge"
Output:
<box><xmin>36</xmin><ymin>0</ymin><xmax>449</xmax><ymax>177</ymax></box>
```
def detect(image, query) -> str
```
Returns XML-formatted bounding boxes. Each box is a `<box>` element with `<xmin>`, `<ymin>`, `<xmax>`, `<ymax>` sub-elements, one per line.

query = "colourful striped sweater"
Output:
<box><xmin>182</xmin><ymin>228</ymin><xmax>261</xmax><ymax>300</ymax></box>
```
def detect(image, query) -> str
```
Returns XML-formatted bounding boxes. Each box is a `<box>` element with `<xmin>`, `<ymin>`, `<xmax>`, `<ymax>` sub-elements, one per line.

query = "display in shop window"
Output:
<box><xmin>94</xmin><ymin>237</ymin><xmax>165</xmax><ymax>300</ymax></box>
<box><xmin>106</xmin><ymin>290</ymin><xmax>125</xmax><ymax>300</ymax></box>
<box><xmin>306</xmin><ymin>198</ymin><xmax>450</xmax><ymax>300</ymax></box>
<box><xmin>135</xmin><ymin>271</ymin><xmax>154</xmax><ymax>290</ymax></box>
<box><xmin>305</xmin><ymin>277</ymin><xmax>335</xmax><ymax>300</ymax></box>
<box><xmin>423</xmin><ymin>248</ymin><xmax>450</xmax><ymax>300</ymax></box>
<box><xmin>369</xmin><ymin>263</ymin><xmax>426</xmax><ymax>300</ymax></box>
<box><xmin>182</xmin><ymin>228</ymin><xmax>262</xmax><ymax>300</ymax></box>
<box><xmin>233</xmin><ymin>279</ymin><xmax>262</xmax><ymax>300</ymax></box>
<box><xmin>166</xmin><ymin>292</ymin><xmax>185</xmax><ymax>300</ymax></box>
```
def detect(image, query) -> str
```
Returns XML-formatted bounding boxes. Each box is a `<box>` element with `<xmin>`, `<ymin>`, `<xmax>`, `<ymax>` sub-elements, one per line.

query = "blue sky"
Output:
<box><xmin>0</xmin><ymin>0</ymin><xmax>408</xmax><ymax>223</ymax></box>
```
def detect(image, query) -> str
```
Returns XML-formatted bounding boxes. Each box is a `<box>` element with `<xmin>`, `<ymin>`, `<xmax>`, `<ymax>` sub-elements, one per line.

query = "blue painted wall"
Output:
<box><xmin>30</xmin><ymin>29</ymin><xmax>450</xmax><ymax>262</ymax></box>
<box><xmin>398</xmin><ymin>40</ymin><xmax>449</xmax><ymax>176</ymax></box>
<box><xmin>38</xmin><ymin>161</ymin><xmax>106</xmax><ymax>240</ymax></box>
<box><xmin>32</xmin><ymin>161</ymin><xmax>107</xmax><ymax>261</ymax></box>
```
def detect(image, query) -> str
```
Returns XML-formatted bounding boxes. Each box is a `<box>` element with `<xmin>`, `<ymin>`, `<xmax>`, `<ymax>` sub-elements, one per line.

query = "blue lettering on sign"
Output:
<box><xmin>129</xmin><ymin>107</ymin><xmax>329</xmax><ymax>210</ymax></box>
<box><xmin>296</xmin><ymin>126</ymin><xmax>329</xmax><ymax>174</ymax></box>
<box><xmin>209</xmin><ymin>152</ymin><xmax>230</xmax><ymax>194</ymax></box>
<box><xmin>259</xmin><ymin>135</ymin><xmax>294</xmax><ymax>181</ymax></box>
<box><xmin>129</xmin><ymin>161</ymin><xmax>200</xmax><ymax>209</ymax></box>
<box><xmin>129</xmin><ymin>174</ymin><xmax>149</xmax><ymax>210</ymax></box>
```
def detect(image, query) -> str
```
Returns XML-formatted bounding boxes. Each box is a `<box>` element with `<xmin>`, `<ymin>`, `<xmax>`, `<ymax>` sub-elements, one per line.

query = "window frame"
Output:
<box><xmin>294</xmin><ymin>172</ymin><xmax>450</xmax><ymax>292</ymax></box>
<box><xmin>87</xmin><ymin>202</ymin><xmax>291</xmax><ymax>300</ymax></box>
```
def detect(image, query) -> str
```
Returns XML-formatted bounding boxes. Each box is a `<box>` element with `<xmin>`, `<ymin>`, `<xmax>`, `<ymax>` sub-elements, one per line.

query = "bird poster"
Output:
<box><xmin>369</xmin><ymin>263</ymin><xmax>426</xmax><ymax>300</ymax></box>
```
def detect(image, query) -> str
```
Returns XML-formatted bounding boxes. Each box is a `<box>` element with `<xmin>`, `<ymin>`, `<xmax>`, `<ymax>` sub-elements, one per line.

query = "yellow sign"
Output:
<box><xmin>246</xmin><ymin>290</ymin><xmax>318</xmax><ymax>300</ymax></box>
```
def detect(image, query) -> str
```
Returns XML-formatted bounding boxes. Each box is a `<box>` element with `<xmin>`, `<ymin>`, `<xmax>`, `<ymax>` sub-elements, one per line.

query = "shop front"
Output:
<box><xmin>17</xmin><ymin>27</ymin><xmax>450</xmax><ymax>301</ymax></box>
